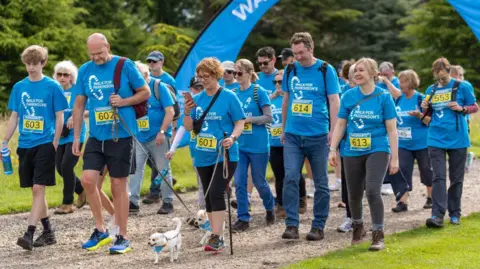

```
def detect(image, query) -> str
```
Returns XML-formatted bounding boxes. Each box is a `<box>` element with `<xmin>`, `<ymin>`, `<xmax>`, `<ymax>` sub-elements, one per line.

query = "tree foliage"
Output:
<box><xmin>400</xmin><ymin>0</ymin><xmax>480</xmax><ymax>92</ymax></box>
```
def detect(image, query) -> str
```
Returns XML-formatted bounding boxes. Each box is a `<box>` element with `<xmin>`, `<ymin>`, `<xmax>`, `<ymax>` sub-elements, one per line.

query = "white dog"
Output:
<box><xmin>148</xmin><ymin>217</ymin><xmax>182</xmax><ymax>263</ymax></box>
<box><xmin>194</xmin><ymin>210</ymin><xmax>212</xmax><ymax>245</ymax></box>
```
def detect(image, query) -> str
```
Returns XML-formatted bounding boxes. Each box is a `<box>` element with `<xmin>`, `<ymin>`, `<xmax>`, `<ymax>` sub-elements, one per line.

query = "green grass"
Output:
<box><xmin>287</xmin><ymin>213</ymin><xmax>480</xmax><ymax>269</ymax></box>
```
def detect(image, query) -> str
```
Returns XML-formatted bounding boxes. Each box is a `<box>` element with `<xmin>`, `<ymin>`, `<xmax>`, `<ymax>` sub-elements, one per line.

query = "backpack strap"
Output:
<box><xmin>153</xmin><ymin>79</ymin><xmax>160</xmax><ymax>100</ymax></box>
<box><xmin>285</xmin><ymin>63</ymin><xmax>296</xmax><ymax>92</ymax></box>
<box><xmin>395</xmin><ymin>95</ymin><xmax>401</xmax><ymax>106</ymax></box>
<box><xmin>451</xmin><ymin>80</ymin><xmax>462</xmax><ymax>131</ymax></box>
<box><xmin>253</xmin><ymin>84</ymin><xmax>271</xmax><ymax>132</ymax></box>
<box><xmin>113</xmin><ymin>57</ymin><xmax>127</xmax><ymax>94</ymax></box>
<box><xmin>421</xmin><ymin>83</ymin><xmax>438</xmax><ymax>123</ymax></box>
<box><xmin>319</xmin><ymin>61</ymin><xmax>330</xmax><ymax>130</ymax></box>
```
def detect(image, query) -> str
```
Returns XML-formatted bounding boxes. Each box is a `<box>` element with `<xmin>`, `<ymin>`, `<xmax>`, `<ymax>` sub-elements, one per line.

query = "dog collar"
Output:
<box><xmin>153</xmin><ymin>245</ymin><xmax>164</xmax><ymax>253</ymax></box>
<box><xmin>199</xmin><ymin>220</ymin><xmax>212</xmax><ymax>232</ymax></box>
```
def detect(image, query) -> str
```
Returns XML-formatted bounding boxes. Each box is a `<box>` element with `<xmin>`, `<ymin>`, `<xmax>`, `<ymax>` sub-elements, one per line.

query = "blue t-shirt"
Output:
<box><xmin>219</xmin><ymin>79</ymin><xmax>240</xmax><ymax>91</ymax></box>
<box><xmin>137</xmin><ymin>79</ymin><xmax>174</xmax><ymax>143</ymax></box>
<box><xmin>463</xmin><ymin>80</ymin><xmax>475</xmax><ymax>122</ymax></box>
<box><xmin>235</xmin><ymin>84</ymin><xmax>271</xmax><ymax>153</ymax></box>
<box><xmin>191</xmin><ymin>89</ymin><xmax>245</xmax><ymax>167</ymax></box>
<box><xmin>282</xmin><ymin>59</ymin><xmax>340</xmax><ymax>136</ymax></box>
<box><xmin>8</xmin><ymin>76</ymin><xmax>68</xmax><ymax>148</ymax></box>
<box><xmin>425</xmin><ymin>79</ymin><xmax>476</xmax><ymax>149</ymax></box>
<box><xmin>152</xmin><ymin>72</ymin><xmax>176</xmax><ymax>89</ymax></box>
<box><xmin>270</xmin><ymin>94</ymin><xmax>284</xmax><ymax>147</ymax></box>
<box><xmin>339</xmin><ymin>83</ymin><xmax>351</xmax><ymax>98</ymax></box>
<box><xmin>338</xmin><ymin>86</ymin><xmax>397</xmax><ymax>157</ymax></box>
<box><xmin>75</xmin><ymin>56</ymin><xmax>146</xmax><ymax>141</ymax></box>
<box><xmin>59</xmin><ymin>87</ymin><xmax>87</xmax><ymax>145</ymax></box>
<box><xmin>395</xmin><ymin>92</ymin><xmax>428</xmax><ymax>151</ymax></box>
<box><xmin>377</xmin><ymin>76</ymin><xmax>400</xmax><ymax>91</ymax></box>
<box><xmin>257</xmin><ymin>70</ymin><xmax>278</xmax><ymax>95</ymax></box>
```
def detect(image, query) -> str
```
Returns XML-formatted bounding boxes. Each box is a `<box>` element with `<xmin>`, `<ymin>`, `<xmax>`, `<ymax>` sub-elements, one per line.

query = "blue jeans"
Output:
<box><xmin>234</xmin><ymin>150</ymin><xmax>275</xmax><ymax>222</ymax></box>
<box><xmin>283</xmin><ymin>133</ymin><xmax>330</xmax><ymax>229</ymax></box>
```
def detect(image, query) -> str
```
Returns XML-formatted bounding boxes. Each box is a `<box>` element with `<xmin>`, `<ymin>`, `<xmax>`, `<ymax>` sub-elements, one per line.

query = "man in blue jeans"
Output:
<box><xmin>281</xmin><ymin>32</ymin><xmax>340</xmax><ymax>241</ymax></box>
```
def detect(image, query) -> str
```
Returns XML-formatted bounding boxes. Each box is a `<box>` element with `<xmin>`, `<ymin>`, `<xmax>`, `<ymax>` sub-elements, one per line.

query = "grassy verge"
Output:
<box><xmin>287</xmin><ymin>212</ymin><xmax>480</xmax><ymax>269</ymax></box>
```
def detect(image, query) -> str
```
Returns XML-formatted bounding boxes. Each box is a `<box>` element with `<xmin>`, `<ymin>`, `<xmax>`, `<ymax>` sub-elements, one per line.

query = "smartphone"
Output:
<box><xmin>182</xmin><ymin>91</ymin><xmax>195</xmax><ymax>105</ymax></box>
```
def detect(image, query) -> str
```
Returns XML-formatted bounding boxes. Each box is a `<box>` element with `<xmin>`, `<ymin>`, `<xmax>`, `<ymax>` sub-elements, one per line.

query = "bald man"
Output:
<box><xmin>72</xmin><ymin>33</ymin><xmax>150</xmax><ymax>254</ymax></box>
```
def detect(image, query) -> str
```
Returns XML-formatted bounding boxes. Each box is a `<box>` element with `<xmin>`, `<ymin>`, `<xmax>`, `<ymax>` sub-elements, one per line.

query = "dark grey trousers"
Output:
<box><xmin>344</xmin><ymin>152</ymin><xmax>390</xmax><ymax>231</ymax></box>
<box><xmin>429</xmin><ymin>147</ymin><xmax>467</xmax><ymax>218</ymax></box>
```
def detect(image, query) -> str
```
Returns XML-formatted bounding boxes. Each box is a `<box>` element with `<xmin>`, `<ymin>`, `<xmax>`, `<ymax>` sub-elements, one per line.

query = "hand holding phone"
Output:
<box><xmin>183</xmin><ymin>91</ymin><xmax>196</xmax><ymax>115</ymax></box>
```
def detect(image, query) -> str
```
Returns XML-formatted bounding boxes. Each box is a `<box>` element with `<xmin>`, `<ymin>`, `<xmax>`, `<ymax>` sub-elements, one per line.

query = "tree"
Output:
<box><xmin>400</xmin><ymin>0</ymin><xmax>480</xmax><ymax>92</ymax></box>
<box><xmin>0</xmin><ymin>0</ymin><xmax>91</xmax><ymax>114</ymax></box>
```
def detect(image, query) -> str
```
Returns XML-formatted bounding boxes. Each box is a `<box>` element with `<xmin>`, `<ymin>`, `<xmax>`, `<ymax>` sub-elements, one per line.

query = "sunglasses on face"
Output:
<box><xmin>225</xmin><ymin>70</ymin><xmax>234</xmax><ymax>75</ymax></box>
<box><xmin>56</xmin><ymin>73</ymin><xmax>71</xmax><ymax>77</ymax></box>
<box><xmin>257</xmin><ymin>60</ymin><xmax>272</xmax><ymax>67</ymax></box>
<box><xmin>273</xmin><ymin>80</ymin><xmax>283</xmax><ymax>85</ymax></box>
<box><xmin>233</xmin><ymin>71</ymin><xmax>244</xmax><ymax>77</ymax></box>
<box><xmin>147</xmin><ymin>59</ymin><xmax>158</xmax><ymax>64</ymax></box>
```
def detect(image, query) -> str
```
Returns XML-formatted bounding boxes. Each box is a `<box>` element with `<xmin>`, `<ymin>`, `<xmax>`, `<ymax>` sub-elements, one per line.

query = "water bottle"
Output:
<box><xmin>1</xmin><ymin>145</ymin><xmax>13</xmax><ymax>175</ymax></box>
<box><xmin>465</xmin><ymin>152</ymin><xmax>475</xmax><ymax>173</ymax></box>
<box><xmin>152</xmin><ymin>169</ymin><xmax>169</xmax><ymax>186</ymax></box>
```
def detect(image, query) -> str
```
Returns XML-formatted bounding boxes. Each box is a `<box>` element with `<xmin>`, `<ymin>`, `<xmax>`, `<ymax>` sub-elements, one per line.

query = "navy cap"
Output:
<box><xmin>146</xmin><ymin>51</ymin><xmax>164</xmax><ymax>61</ymax></box>
<box><xmin>278</xmin><ymin>48</ymin><xmax>294</xmax><ymax>59</ymax></box>
<box><xmin>190</xmin><ymin>76</ymin><xmax>203</xmax><ymax>88</ymax></box>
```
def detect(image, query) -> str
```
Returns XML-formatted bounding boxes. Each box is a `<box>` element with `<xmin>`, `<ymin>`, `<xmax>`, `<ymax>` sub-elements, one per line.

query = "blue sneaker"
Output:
<box><xmin>204</xmin><ymin>234</ymin><xmax>225</xmax><ymax>253</ymax></box>
<box><xmin>450</xmin><ymin>217</ymin><xmax>461</xmax><ymax>225</ymax></box>
<box><xmin>82</xmin><ymin>229</ymin><xmax>112</xmax><ymax>251</ymax></box>
<box><xmin>109</xmin><ymin>235</ymin><xmax>132</xmax><ymax>254</ymax></box>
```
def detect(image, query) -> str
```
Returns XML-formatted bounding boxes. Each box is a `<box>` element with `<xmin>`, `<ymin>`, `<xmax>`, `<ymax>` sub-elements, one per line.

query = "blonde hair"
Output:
<box><xmin>53</xmin><ymin>60</ymin><xmax>78</xmax><ymax>84</ymax></box>
<box><xmin>290</xmin><ymin>32</ymin><xmax>314</xmax><ymax>49</ymax></box>
<box><xmin>135</xmin><ymin>61</ymin><xmax>150</xmax><ymax>76</ymax></box>
<box><xmin>398</xmin><ymin>69</ymin><xmax>420</xmax><ymax>90</ymax></box>
<box><xmin>235</xmin><ymin>59</ymin><xmax>259</xmax><ymax>83</ymax></box>
<box><xmin>21</xmin><ymin>45</ymin><xmax>48</xmax><ymax>65</ymax></box>
<box><xmin>196</xmin><ymin>57</ymin><xmax>224</xmax><ymax>80</ymax></box>
<box><xmin>355</xmin><ymin>58</ymin><xmax>379</xmax><ymax>81</ymax></box>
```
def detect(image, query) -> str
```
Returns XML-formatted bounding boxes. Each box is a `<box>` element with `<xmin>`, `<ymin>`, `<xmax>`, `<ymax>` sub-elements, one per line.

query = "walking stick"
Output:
<box><xmin>224</xmin><ymin>132</ymin><xmax>234</xmax><ymax>255</ymax></box>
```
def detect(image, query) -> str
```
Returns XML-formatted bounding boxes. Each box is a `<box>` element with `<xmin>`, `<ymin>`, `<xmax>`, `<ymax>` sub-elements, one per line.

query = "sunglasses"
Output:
<box><xmin>147</xmin><ymin>59</ymin><xmax>159</xmax><ymax>64</ymax></box>
<box><xmin>257</xmin><ymin>59</ymin><xmax>272</xmax><ymax>66</ymax></box>
<box><xmin>233</xmin><ymin>71</ymin><xmax>244</xmax><ymax>77</ymax></box>
<box><xmin>273</xmin><ymin>80</ymin><xmax>283</xmax><ymax>85</ymax></box>
<box><xmin>225</xmin><ymin>70</ymin><xmax>234</xmax><ymax>75</ymax></box>
<box><xmin>56</xmin><ymin>73</ymin><xmax>71</xmax><ymax>77</ymax></box>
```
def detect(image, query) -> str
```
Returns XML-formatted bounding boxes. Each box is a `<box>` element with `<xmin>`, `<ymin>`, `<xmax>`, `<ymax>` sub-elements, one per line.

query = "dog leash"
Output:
<box><xmin>112</xmin><ymin>108</ymin><xmax>194</xmax><ymax>215</ymax></box>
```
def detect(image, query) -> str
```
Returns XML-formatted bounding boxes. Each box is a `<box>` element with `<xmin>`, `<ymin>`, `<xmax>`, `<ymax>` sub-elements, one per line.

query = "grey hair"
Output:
<box><xmin>379</xmin><ymin>61</ymin><xmax>394</xmax><ymax>72</ymax></box>
<box><xmin>53</xmin><ymin>60</ymin><xmax>78</xmax><ymax>84</ymax></box>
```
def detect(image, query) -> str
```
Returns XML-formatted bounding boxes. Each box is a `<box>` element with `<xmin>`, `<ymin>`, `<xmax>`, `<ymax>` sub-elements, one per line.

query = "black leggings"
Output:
<box><xmin>197</xmin><ymin>162</ymin><xmax>237</xmax><ymax>212</ymax></box>
<box><xmin>55</xmin><ymin>143</ymin><xmax>84</xmax><ymax>204</ymax></box>
<box><xmin>270</xmin><ymin>147</ymin><xmax>306</xmax><ymax>206</ymax></box>
<box><xmin>340</xmin><ymin>157</ymin><xmax>351</xmax><ymax>218</ymax></box>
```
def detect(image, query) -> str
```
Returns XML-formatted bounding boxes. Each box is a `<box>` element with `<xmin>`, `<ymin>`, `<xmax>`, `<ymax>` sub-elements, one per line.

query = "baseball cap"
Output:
<box><xmin>190</xmin><ymin>76</ymin><xmax>203</xmax><ymax>88</ymax></box>
<box><xmin>277</xmin><ymin>48</ymin><xmax>293</xmax><ymax>59</ymax></box>
<box><xmin>146</xmin><ymin>51</ymin><xmax>164</xmax><ymax>62</ymax></box>
<box><xmin>221</xmin><ymin>61</ymin><xmax>235</xmax><ymax>71</ymax></box>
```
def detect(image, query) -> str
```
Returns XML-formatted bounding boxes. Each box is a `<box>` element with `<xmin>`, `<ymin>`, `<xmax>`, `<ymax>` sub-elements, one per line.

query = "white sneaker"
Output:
<box><xmin>337</xmin><ymin>217</ymin><xmax>353</xmax><ymax>233</ymax></box>
<box><xmin>329</xmin><ymin>178</ymin><xmax>342</xmax><ymax>191</ymax></box>
<box><xmin>381</xmin><ymin>184</ymin><xmax>394</xmax><ymax>195</ymax></box>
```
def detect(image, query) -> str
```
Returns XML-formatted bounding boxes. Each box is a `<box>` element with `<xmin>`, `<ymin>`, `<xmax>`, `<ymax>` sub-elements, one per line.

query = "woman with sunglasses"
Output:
<box><xmin>52</xmin><ymin>61</ymin><xmax>87</xmax><ymax>214</ymax></box>
<box><xmin>269</xmin><ymin>70</ymin><xmax>308</xmax><ymax>218</ymax></box>
<box><xmin>230</xmin><ymin>59</ymin><xmax>276</xmax><ymax>232</ymax></box>
<box><xmin>184</xmin><ymin>58</ymin><xmax>245</xmax><ymax>252</ymax></box>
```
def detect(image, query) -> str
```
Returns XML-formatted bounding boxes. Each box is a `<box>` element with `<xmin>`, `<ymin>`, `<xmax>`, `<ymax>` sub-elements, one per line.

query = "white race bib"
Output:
<box><xmin>398</xmin><ymin>127</ymin><xmax>412</xmax><ymax>140</ymax></box>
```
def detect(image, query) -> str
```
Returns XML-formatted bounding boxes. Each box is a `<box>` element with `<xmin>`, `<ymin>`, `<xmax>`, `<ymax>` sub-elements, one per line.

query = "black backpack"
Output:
<box><xmin>233</xmin><ymin>85</ymin><xmax>272</xmax><ymax>132</ymax></box>
<box><xmin>285</xmin><ymin>61</ymin><xmax>330</xmax><ymax>129</ymax></box>
<box><xmin>153</xmin><ymin>79</ymin><xmax>181</xmax><ymax>121</ymax></box>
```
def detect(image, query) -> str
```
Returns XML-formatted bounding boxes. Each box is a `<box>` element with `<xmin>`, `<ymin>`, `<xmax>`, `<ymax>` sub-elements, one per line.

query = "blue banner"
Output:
<box><xmin>449</xmin><ymin>0</ymin><xmax>480</xmax><ymax>41</ymax></box>
<box><xmin>174</xmin><ymin>0</ymin><xmax>279</xmax><ymax>148</ymax></box>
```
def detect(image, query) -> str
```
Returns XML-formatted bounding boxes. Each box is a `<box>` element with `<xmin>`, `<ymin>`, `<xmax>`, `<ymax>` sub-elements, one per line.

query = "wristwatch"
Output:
<box><xmin>230</xmin><ymin>135</ymin><xmax>237</xmax><ymax>142</ymax></box>
<box><xmin>329</xmin><ymin>147</ymin><xmax>337</xmax><ymax>152</ymax></box>
<box><xmin>160</xmin><ymin>130</ymin><xmax>165</xmax><ymax>134</ymax></box>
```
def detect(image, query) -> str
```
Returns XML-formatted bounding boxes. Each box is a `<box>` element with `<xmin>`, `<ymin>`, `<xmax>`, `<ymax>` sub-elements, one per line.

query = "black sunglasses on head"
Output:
<box><xmin>273</xmin><ymin>80</ymin><xmax>282</xmax><ymax>85</ymax></box>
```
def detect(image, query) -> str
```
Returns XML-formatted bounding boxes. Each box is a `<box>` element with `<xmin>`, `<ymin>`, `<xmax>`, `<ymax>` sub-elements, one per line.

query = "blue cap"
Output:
<box><xmin>146</xmin><ymin>51</ymin><xmax>164</xmax><ymax>61</ymax></box>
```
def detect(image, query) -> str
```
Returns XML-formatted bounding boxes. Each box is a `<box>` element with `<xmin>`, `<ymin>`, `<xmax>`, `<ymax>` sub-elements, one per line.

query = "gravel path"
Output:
<box><xmin>1</xmin><ymin>161</ymin><xmax>479</xmax><ymax>269</ymax></box>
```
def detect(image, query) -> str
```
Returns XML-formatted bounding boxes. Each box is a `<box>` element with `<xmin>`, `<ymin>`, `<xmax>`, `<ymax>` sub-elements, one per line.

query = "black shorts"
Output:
<box><xmin>17</xmin><ymin>143</ymin><xmax>56</xmax><ymax>188</ymax></box>
<box><xmin>83</xmin><ymin>137</ymin><xmax>134</xmax><ymax>178</ymax></box>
